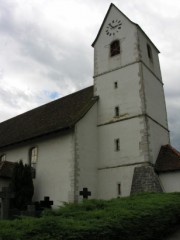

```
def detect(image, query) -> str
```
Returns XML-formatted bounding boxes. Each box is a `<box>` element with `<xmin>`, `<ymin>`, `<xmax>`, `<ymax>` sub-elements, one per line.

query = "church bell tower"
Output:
<box><xmin>92</xmin><ymin>4</ymin><xmax>170</xmax><ymax>198</ymax></box>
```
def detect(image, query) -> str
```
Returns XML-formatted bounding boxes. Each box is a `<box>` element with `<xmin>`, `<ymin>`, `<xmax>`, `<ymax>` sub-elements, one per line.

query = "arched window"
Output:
<box><xmin>110</xmin><ymin>40</ymin><xmax>120</xmax><ymax>57</ymax></box>
<box><xmin>29</xmin><ymin>147</ymin><xmax>38</xmax><ymax>167</ymax></box>
<box><xmin>0</xmin><ymin>154</ymin><xmax>6</xmax><ymax>162</ymax></box>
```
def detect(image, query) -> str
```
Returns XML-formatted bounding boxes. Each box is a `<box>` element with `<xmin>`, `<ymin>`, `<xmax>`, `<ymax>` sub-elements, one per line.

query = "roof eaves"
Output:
<box><xmin>0</xmin><ymin>126</ymin><xmax>74</xmax><ymax>150</ymax></box>
<box><xmin>156</xmin><ymin>168</ymin><xmax>180</xmax><ymax>173</ymax></box>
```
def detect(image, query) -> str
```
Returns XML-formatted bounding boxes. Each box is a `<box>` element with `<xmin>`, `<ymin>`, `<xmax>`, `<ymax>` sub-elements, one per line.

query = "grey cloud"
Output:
<box><xmin>0</xmin><ymin>87</ymin><xmax>29</xmax><ymax>108</ymax></box>
<box><xmin>166</xmin><ymin>103</ymin><xmax>180</xmax><ymax>151</ymax></box>
<box><xmin>171</xmin><ymin>134</ymin><xmax>180</xmax><ymax>151</ymax></box>
<box><xmin>21</xmin><ymin>38</ymin><xmax>61</xmax><ymax>69</ymax></box>
<box><xmin>165</xmin><ymin>89</ymin><xmax>180</xmax><ymax>99</ymax></box>
<box><xmin>0</xmin><ymin>1</ymin><xmax>20</xmax><ymax>37</ymax></box>
<box><xmin>0</xmin><ymin>0</ymin><xmax>93</xmax><ymax>91</ymax></box>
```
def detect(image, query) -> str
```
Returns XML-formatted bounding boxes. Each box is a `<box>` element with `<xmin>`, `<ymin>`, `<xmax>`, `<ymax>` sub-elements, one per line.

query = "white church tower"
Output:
<box><xmin>92</xmin><ymin>4</ymin><xmax>170</xmax><ymax>198</ymax></box>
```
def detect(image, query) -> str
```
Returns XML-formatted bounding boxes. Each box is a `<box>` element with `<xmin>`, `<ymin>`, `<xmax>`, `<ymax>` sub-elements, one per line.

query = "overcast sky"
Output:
<box><xmin>0</xmin><ymin>0</ymin><xmax>179</xmax><ymax>150</ymax></box>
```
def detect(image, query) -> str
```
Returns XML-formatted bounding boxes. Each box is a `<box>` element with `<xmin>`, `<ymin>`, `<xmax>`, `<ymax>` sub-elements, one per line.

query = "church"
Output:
<box><xmin>0</xmin><ymin>3</ymin><xmax>180</xmax><ymax>208</ymax></box>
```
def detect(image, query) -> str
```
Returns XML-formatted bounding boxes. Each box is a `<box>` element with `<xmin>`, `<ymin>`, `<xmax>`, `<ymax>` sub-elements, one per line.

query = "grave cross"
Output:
<box><xmin>40</xmin><ymin>196</ymin><xmax>53</xmax><ymax>209</ymax></box>
<box><xmin>79</xmin><ymin>187</ymin><xmax>91</xmax><ymax>199</ymax></box>
<box><xmin>0</xmin><ymin>187</ymin><xmax>14</xmax><ymax>220</ymax></box>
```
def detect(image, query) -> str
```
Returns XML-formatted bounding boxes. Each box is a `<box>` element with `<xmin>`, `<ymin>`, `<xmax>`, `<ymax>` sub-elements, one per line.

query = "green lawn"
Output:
<box><xmin>0</xmin><ymin>192</ymin><xmax>180</xmax><ymax>240</ymax></box>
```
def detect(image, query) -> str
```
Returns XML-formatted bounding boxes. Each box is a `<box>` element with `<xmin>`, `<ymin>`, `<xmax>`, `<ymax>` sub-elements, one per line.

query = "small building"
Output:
<box><xmin>155</xmin><ymin>145</ymin><xmax>180</xmax><ymax>192</ymax></box>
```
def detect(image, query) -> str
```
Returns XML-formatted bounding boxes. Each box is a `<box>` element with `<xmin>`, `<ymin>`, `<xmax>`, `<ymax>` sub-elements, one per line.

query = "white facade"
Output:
<box><xmin>159</xmin><ymin>172</ymin><xmax>180</xmax><ymax>193</ymax></box>
<box><xmin>75</xmin><ymin>104</ymin><xmax>98</xmax><ymax>201</ymax></box>
<box><xmin>0</xmin><ymin>130</ymin><xmax>75</xmax><ymax>207</ymax></box>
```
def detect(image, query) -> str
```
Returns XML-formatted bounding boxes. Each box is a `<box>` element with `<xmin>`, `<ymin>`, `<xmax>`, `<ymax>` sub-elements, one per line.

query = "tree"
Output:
<box><xmin>10</xmin><ymin>160</ymin><xmax>34</xmax><ymax>210</ymax></box>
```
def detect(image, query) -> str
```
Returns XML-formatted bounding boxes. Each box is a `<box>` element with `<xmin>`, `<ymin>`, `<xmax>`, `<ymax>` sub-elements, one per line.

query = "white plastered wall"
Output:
<box><xmin>142</xmin><ymin>65</ymin><xmax>168</xmax><ymax>128</ymax></box>
<box><xmin>159</xmin><ymin>172</ymin><xmax>180</xmax><ymax>192</ymax></box>
<box><xmin>98</xmin><ymin>165</ymin><xmax>136</xmax><ymax>199</ymax></box>
<box><xmin>137</xmin><ymin>28</ymin><xmax>162</xmax><ymax>80</ymax></box>
<box><xmin>2</xmin><ymin>130</ymin><xmax>75</xmax><ymax>207</ymax></box>
<box><xmin>94</xmin><ymin>63</ymin><xmax>142</xmax><ymax>125</ymax></box>
<box><xmin>147</xmin><ymin>118</ymin><xmax>170</xmax><ymax>164</ymax></box>
<box><xmin>97</xmin><ymin>117</ymin><xmax>148</xmax><ymax>169</ymax></box>
<box><xmin>75</xmin><ymin>104</ymin><xmax>98</xmax><ymax>200</ymax></box>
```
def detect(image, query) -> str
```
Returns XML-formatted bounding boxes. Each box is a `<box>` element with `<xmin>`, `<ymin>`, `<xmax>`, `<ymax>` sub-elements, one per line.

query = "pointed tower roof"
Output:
<box><xmin>92</xmin><ymin>3</ymin><xmax>160</xmax><ymax>53</ymax></box>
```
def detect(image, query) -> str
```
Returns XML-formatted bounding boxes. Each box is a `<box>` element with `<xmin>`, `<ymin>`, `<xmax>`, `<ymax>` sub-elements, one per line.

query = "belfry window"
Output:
<box><xmin>110</xmin><ymin>40</ymin><xmax>120</xmax><ymax>57</ymax></box>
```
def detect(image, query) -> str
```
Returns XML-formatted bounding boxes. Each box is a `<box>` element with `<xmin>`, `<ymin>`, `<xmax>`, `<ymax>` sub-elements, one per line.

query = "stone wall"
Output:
<box><xmin>131</xmin><ymin>165</ymin><xmax>163</xmax><ymax>194</ymax></box>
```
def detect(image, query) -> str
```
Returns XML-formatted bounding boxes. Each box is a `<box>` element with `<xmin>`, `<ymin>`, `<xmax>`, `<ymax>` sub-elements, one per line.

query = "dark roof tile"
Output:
<box><xmin>155</xmin><ymin>145</ymin><xmax>180</xmax><ymax>172</ymax></box>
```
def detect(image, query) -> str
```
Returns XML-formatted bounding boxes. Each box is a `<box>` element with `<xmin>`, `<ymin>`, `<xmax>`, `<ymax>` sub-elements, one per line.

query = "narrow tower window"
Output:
<box><xmin>114</xmin><ymin>81</ymin><xmax>118</xmax><ymax>89</ymax></box>
<box><xmin>147</xmin><ymin>44</ymin><xmax>153</xmax><ymax>61</ymax></box>
<box><xmin>110</xmin><ymin>40</ymin><xmax>120</xmax><ymax>57</ymax></box>
<box><xmin>115</xmin><ymin>138</ymin><xmax>120</xmax><ymax>151</ymax></box>
<box><xmin>115</xmin><ymin>106</ymin><xmax>119</xmax><ymax>117</ymax></box>
<box><xmin>117</xmin><ymin>183</ymin><xmax>121</xmax><ymax>196</ymax></box>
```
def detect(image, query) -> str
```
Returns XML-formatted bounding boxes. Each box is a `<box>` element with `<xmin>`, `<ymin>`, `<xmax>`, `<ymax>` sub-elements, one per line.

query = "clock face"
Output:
<box><xmin>106</xmin><ymin>19</ymin><xmax>122</xmax><ymax>36</ymax></box>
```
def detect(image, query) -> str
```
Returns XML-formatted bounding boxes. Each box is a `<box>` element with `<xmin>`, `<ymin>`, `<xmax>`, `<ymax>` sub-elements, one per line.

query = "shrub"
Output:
<box><xmin>10</xmin><ymin>160</ymin><xmax>34</xmax><ymax>210</ymax></box>
<box><xmin>0</xmin><ymin>193</ymin><xmax>180</xmax><ymax>240</ymax></box>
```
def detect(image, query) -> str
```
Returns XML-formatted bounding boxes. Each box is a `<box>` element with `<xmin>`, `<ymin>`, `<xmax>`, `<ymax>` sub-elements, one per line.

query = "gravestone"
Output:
<box><xmin>79</xmin><ymin>187</ymin><xmax>91</xmax><ymax>199</ymax></box>
<box><xmin>0</xmin><ymin>187</ymin><xmax>14</xmax><ymax>220</ymax></box>
<box><xmin>40</xmin><ymin>196</ymin><xmax>53</xmax><ymax>209</ymax></box>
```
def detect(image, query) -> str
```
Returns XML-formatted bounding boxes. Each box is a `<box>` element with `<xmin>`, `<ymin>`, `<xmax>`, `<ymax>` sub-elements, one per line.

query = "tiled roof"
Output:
<box><xmin>0</xmin><ymin>86</ymin><xmax>97</xmax><ymax>149</ymax></box>
<box><xmin>155</xmin><ymin>145</ymin><xmax>180</xmax><ymax>172</ymax></box>
<box><xmin>0</xmin><ymin>161</ymin><xmax>15</xmax><ymax>178</ymax></box>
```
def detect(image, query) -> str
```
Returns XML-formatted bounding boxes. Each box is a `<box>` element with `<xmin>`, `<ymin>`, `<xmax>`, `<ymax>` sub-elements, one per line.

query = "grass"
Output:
<box><xmin>0</xmin><ymin>192</ymin><xmax>180</xmax><ymax>240</ymax></box>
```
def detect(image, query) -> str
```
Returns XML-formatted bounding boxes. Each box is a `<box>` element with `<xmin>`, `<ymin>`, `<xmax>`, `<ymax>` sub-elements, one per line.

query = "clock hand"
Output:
<box><xmin>113</xmin><ymin>24</ymin><xmax>120</xmax><ymax>28</ymax></box>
